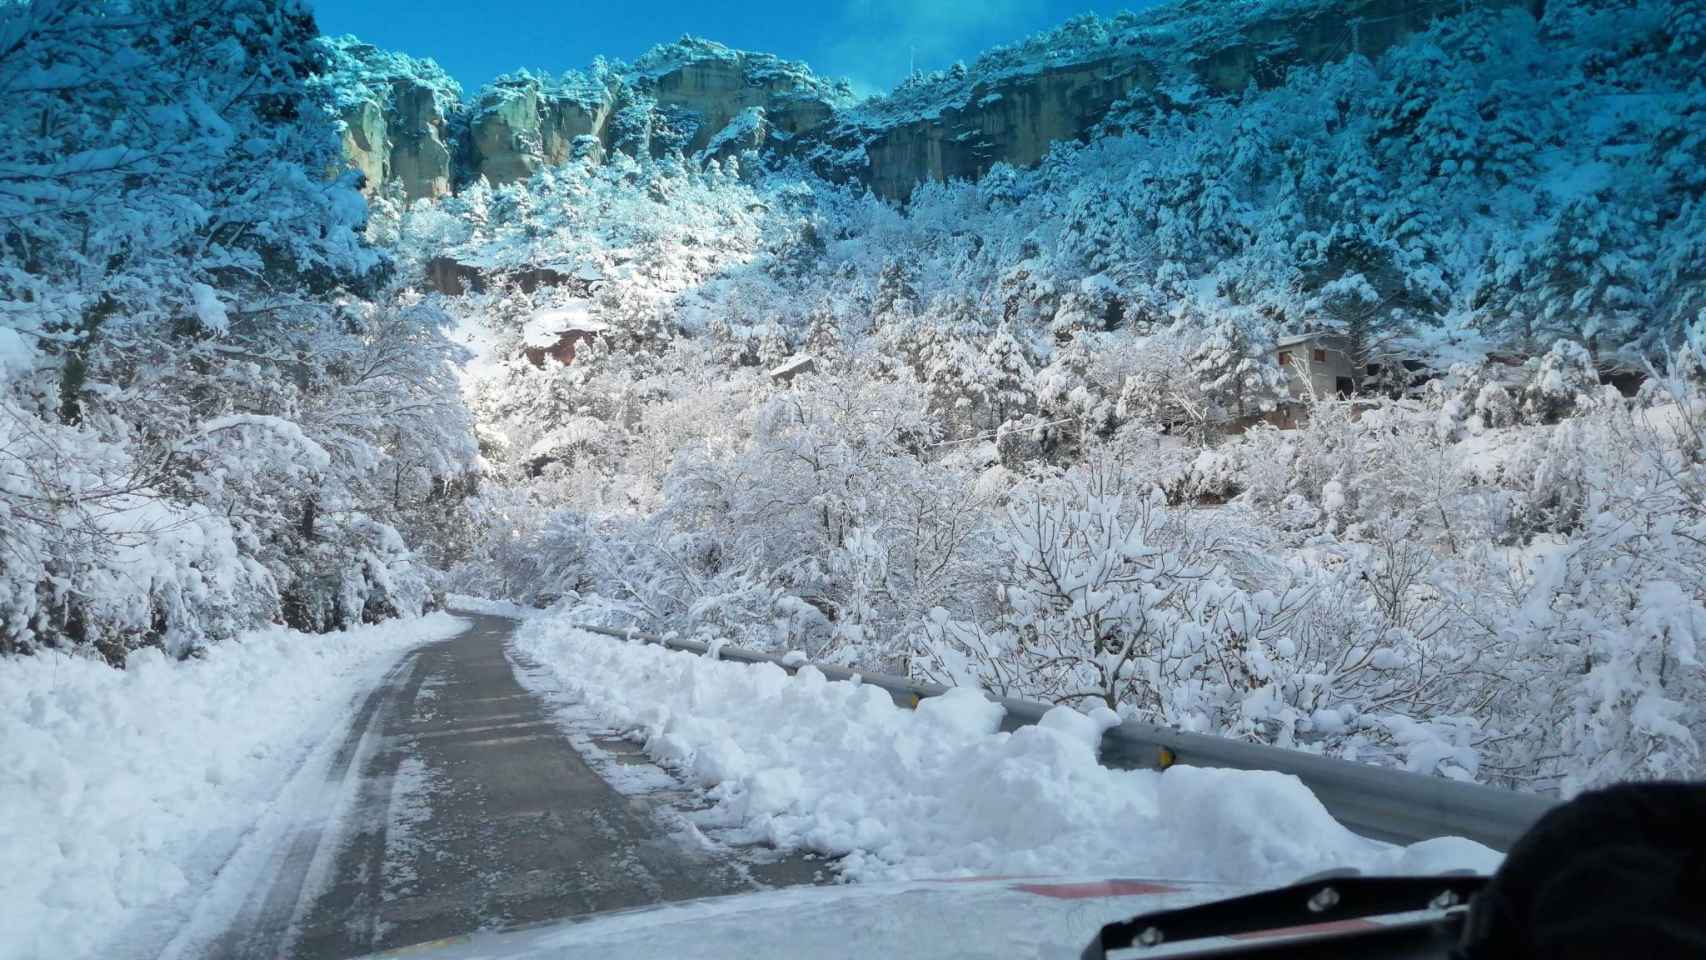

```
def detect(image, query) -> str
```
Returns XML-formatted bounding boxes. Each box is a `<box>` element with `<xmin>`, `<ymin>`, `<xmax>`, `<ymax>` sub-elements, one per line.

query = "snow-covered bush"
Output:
<box><xmin>1520</xmin><ymin>340</ymin><xmax>1606</xmax><ymax>424</ymax></box>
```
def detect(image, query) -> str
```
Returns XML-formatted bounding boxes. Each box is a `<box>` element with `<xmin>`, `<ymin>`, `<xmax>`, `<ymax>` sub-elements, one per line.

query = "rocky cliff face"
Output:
<box><xmin>320</xmin><ymin>39</ymin><xmax>461</xmax><ymax>201</ymax></box>
<box><xmin>847</xmin><ymin>58</ymin><xmax>1160</xmax><ymax>203</ymax></box>
<box><xmin>323</xmin><ymin>36</ymin><xmax>852</xmax><ymax>197</ymax></box>
<box><xmin>327</xmin><ymin>0</ymin><xmax>1541</xmax><ymax>203</ymax></box>
<box><xmin>388</xmin><ymin>82</ymin><xmax>454</xmax><ymax>199</ymax></box>
<box><xmin>790</xmin><ymin>0</ymin><xmax>1542</xmax><ymax>200</ymax></box>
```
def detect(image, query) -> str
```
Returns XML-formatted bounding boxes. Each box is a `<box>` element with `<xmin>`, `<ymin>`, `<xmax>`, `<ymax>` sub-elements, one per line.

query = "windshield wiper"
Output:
<box><xmin>1082</xmin><ymin>874</ymin><xmax>1486</xmax><ymax>959</ymax></box>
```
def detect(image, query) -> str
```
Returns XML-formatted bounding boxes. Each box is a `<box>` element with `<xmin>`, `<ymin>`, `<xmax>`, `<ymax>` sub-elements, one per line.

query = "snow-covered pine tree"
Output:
<box><xmin>977</xmin><ymin>326</ymin><xmax>1036</xmax><ymax>430</ymax></box>
<box><xmin>1184</xmin><ymin>312</ymin><xmax>1286</xmax><ymax>424</ymax></box>
<box><xmin>1526</xmin><ymin>194</ymin><xmax>1656</xmax><ymax>360</ymax></box>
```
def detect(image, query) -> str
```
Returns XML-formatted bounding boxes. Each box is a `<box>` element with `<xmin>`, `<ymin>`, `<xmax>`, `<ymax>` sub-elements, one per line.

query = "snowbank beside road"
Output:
<box><xmin>0</xmin><ymin>613</ymin><xmax>469</xmax><ymax>960</ymax></box>
<box><xmin>514</xmin><ymin>616</ymin><xmax>1502</xmax><ymax>885</ymax></box>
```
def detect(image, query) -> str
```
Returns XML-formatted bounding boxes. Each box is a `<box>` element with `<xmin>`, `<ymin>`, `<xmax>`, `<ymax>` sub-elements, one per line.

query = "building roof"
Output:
<box><xmin>768</xmin><ymin>353</ymin><xmax>817</xmax><ymax>380</ymax></box>
<box><xmin>523</xmin><ymin>300</ymin><xmax>607</xmax><ymax>347</ymax></box>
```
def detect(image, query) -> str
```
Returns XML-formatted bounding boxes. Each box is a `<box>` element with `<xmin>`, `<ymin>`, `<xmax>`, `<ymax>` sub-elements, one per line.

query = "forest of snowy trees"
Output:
<box><xmin>0</xmin><ymin>0</ymin><xmax>477</xmax><ymax>659</ymax></box>
<box><xmin>410</xmin><ymin>0</ymin><xmax>1706</xmax><ymax>795</ymax></box>
<box><xmin>3</xmin><ymin>0</ymin><xmax>1704</xmax><ymax>798</ymax></box>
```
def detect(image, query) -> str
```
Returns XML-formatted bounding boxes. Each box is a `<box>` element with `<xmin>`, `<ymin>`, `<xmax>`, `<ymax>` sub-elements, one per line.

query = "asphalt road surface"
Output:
<box><xmin>214</xmin><ymin>612</ymin><xmax>826</xmax><ymax>960</ymax></box>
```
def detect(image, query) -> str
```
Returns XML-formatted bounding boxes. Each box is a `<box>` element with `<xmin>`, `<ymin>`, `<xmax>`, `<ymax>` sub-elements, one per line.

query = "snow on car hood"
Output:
<box><xmin>355</xmin><ymin>875</ymin><xmax>1252</xmax><ymax>959</ymax></box>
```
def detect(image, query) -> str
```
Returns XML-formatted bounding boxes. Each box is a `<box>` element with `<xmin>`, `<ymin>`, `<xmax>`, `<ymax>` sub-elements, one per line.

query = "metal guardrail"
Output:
<box><xmin>573</xmin><ymin>623</ymin><xmax>1557</xmax><ymax>851</ymax></box>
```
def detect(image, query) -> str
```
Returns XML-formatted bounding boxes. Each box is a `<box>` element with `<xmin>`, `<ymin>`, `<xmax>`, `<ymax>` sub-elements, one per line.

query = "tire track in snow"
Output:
<box><xmin>167</xmin><ymin>648</ymin><xmax>422</xmax><ymax>960</ymax></box>
<box><xmin>184</xmin><ymin>613</ymin><xmax>828</xmax><ymax>960</ymax></box>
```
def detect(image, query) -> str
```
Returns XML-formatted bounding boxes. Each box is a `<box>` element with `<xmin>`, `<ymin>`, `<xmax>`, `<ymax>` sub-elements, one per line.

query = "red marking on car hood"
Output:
<box><xmin>1011</xmin><ymin>880</ymin><xmax>1181</xmax><ymax>900</ymax></box>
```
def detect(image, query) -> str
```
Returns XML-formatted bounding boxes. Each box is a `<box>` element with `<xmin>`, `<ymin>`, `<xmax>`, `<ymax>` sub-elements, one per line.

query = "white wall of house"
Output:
<box><xmin>1277</xmin><ymin>336</ymin><xmax>1358</xmax><ymax>399</ymax></box>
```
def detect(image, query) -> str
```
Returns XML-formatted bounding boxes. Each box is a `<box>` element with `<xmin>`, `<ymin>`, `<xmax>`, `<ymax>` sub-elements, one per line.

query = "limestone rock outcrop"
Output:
<box><xmin>846</xmin><ymin>58</ymin><xmax>1159</xmax><ymax>203</ymax></box>
<box><xmin>319</xmin><ymin>37</ymin><xmax>460</xmax><ymax>200</ymax></box>
<box><xmin>387</xmin><ymin>81</ymin><xmax>453</xmax><ymax>200</ymax></box>
<box><xmin>326</xmin><ymin>36</ymin><xmax>851</xmax><ymax>194</ymax></box>
<box><xmin>643</xmin><ymin>47</ymin><xmax>840</xmax><ymax>154</ymax></box>
<box><xmin>468</xmin><ymin>81</ymin><xmax>549</xmax><ymax>184</ymax></box>
<box><xmin>790</xmin><ymin>0</ymin><xmax>1541</xmax><ymax>199</ymax></box>
<box><xmin>336</xmin><ymin>98</ymin><xmax>387</xmax><ymax>189</ymax></box>
<box><xmin>459</xmin><ymin>41</ymin><xmax>852</xmax><ymax>187</ymax></box>
<box><xmin>328</xmin><ymin>0</ymin><xmax>1542</xmax><ymax>203</ymax></box>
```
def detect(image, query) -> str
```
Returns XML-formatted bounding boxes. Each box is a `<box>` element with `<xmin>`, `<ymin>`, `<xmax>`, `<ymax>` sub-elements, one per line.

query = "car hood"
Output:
<box><xmin>358</xmin><ymin>875</ymin><xmax>1254</xmax><ymax>959</ymax></box>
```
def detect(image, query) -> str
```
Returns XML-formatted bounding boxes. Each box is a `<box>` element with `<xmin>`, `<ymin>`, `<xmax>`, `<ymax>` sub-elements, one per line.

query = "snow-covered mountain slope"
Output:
<box><xmin>790</xmin><ymin>0</ymin><xmax>1543</xmax><ymax>201</ymax></box>
<box><xmin>318</xmin><ymin>34</ymin><xmax>856</xmax><ymax>200</ymax></box>
<box><xmin>325</xmin><ymin>0</ymin><xmax>1702</xmax><ymax>215</ymax></box>
<box><xmin>365</xmin><ymin>0</ymin><xmax>1704</xmax><ymax>366</ymax></box>
<box><xmin>323</xmin><ymin>0</ymin><xmax>1586</xmax><ymax>204</ymax></box>
<box><xmin>384</xmin><ymin>1</ymin><xmax>1705</xmax><ymax>803</ymax></box>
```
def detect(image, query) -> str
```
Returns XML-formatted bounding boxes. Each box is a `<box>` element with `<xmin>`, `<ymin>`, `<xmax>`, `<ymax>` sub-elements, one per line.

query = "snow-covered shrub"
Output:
<box><xmin>920</xmin><ymin>460</ymin><xmax>1278</xmax><ymax>722</ymax></box>
<box><xmin>0</xmin><ymin>398</ymin><xmax>277</xmax><ymax>660</ymax></box>
<box><xmin>1485</xmin><ymin>363</ymin><xmax>1706</xmax><ymax>792</ymax></box>
<box><xmin>1476</xmin><ymin>382</ymin><xmax>1518</xmax><ymax>430</ymax></box>
<box><xmin>1521</xmin><ymin>339</ymin><xmax>1605</xmax><ymax>424</ymax></box>
<box><xmin>452</xmin><ymin>505</ymin><xmax>601</xmax><ymax>608</ymax></box>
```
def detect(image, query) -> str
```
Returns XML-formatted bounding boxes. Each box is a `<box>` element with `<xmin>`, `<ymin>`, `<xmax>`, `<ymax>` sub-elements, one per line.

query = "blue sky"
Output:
<box><xmin>311</xmin><ymin>0</ymin><xmax>1159</xmax><ymax>97</ymax></box>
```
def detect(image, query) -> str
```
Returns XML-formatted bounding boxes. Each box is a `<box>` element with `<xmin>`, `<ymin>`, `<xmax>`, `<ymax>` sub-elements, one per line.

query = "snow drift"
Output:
<box><xmin>513</xmin><ymin>615</ymin><xmax>1501</xmax><ymax>885</ymax></box>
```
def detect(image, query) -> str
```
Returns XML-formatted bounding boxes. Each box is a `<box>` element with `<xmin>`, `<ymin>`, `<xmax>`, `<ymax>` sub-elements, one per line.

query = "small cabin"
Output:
<box><xmin>1276</xmin><ymin>332</ymin><xmax>1358</xmax><ymax>399</ymax></box>
<box><xmin>768</xmin><ymin>353</ymin><xmax>817</xmax><ymax>384</ymax></box>
<box><xmin>523</xmin><ymin>301</ymin><xmax>608</xmax><ymax>366</ymax></box>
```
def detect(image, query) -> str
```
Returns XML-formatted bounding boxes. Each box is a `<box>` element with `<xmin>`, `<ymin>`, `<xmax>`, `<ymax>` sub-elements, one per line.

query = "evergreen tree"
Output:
<box><xmin>1526</xmin><ymin>195</ymin><xmax>1656</xmax><ymax>358</ymax></box>
<box><xmin>1185</xmin><ymin>313</ymin><xmax>1286</xmax><ymax>421</ymax></box>
<box><xmin>978</xmin><ymin>326</ymin><xmax>1036</xmax><ymax>428</ymax></box>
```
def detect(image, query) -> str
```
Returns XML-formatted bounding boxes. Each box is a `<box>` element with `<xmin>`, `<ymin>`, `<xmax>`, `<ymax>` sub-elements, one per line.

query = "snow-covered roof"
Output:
<box><xmin>1276</xmin><ymin>332</ymin><xmax>1327</xmax><ymax>348</ymax></box>
<box><xmin>768</xmin><ymin>353</ymin><xmax>817</xmax><ymax>379</ymax></box>
<box><xmin>523</xmin><ymin>301</ymin><xmax>607</xmax><ymax>348</ymax></box>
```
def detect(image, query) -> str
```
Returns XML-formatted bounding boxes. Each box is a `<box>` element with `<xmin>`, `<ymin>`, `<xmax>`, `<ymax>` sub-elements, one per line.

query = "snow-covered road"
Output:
<box><xmin>2</xmin><ymin>614</ymin><xmax>469</xmax><ymax>960</ymax></box>
<box><xmin>3</xmin><ymin>611</ymin><xmax>822</xmax><ymax>960</ymax></box>
<box><xmin>3</xmin><ymin>604</ymin><xmax>1507</xmax><ymax>960</ymax></box>
<box><xmin>204</xmin><ymin>612</ymin><xmax>823</xmax><ymax>959</ymax></box>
